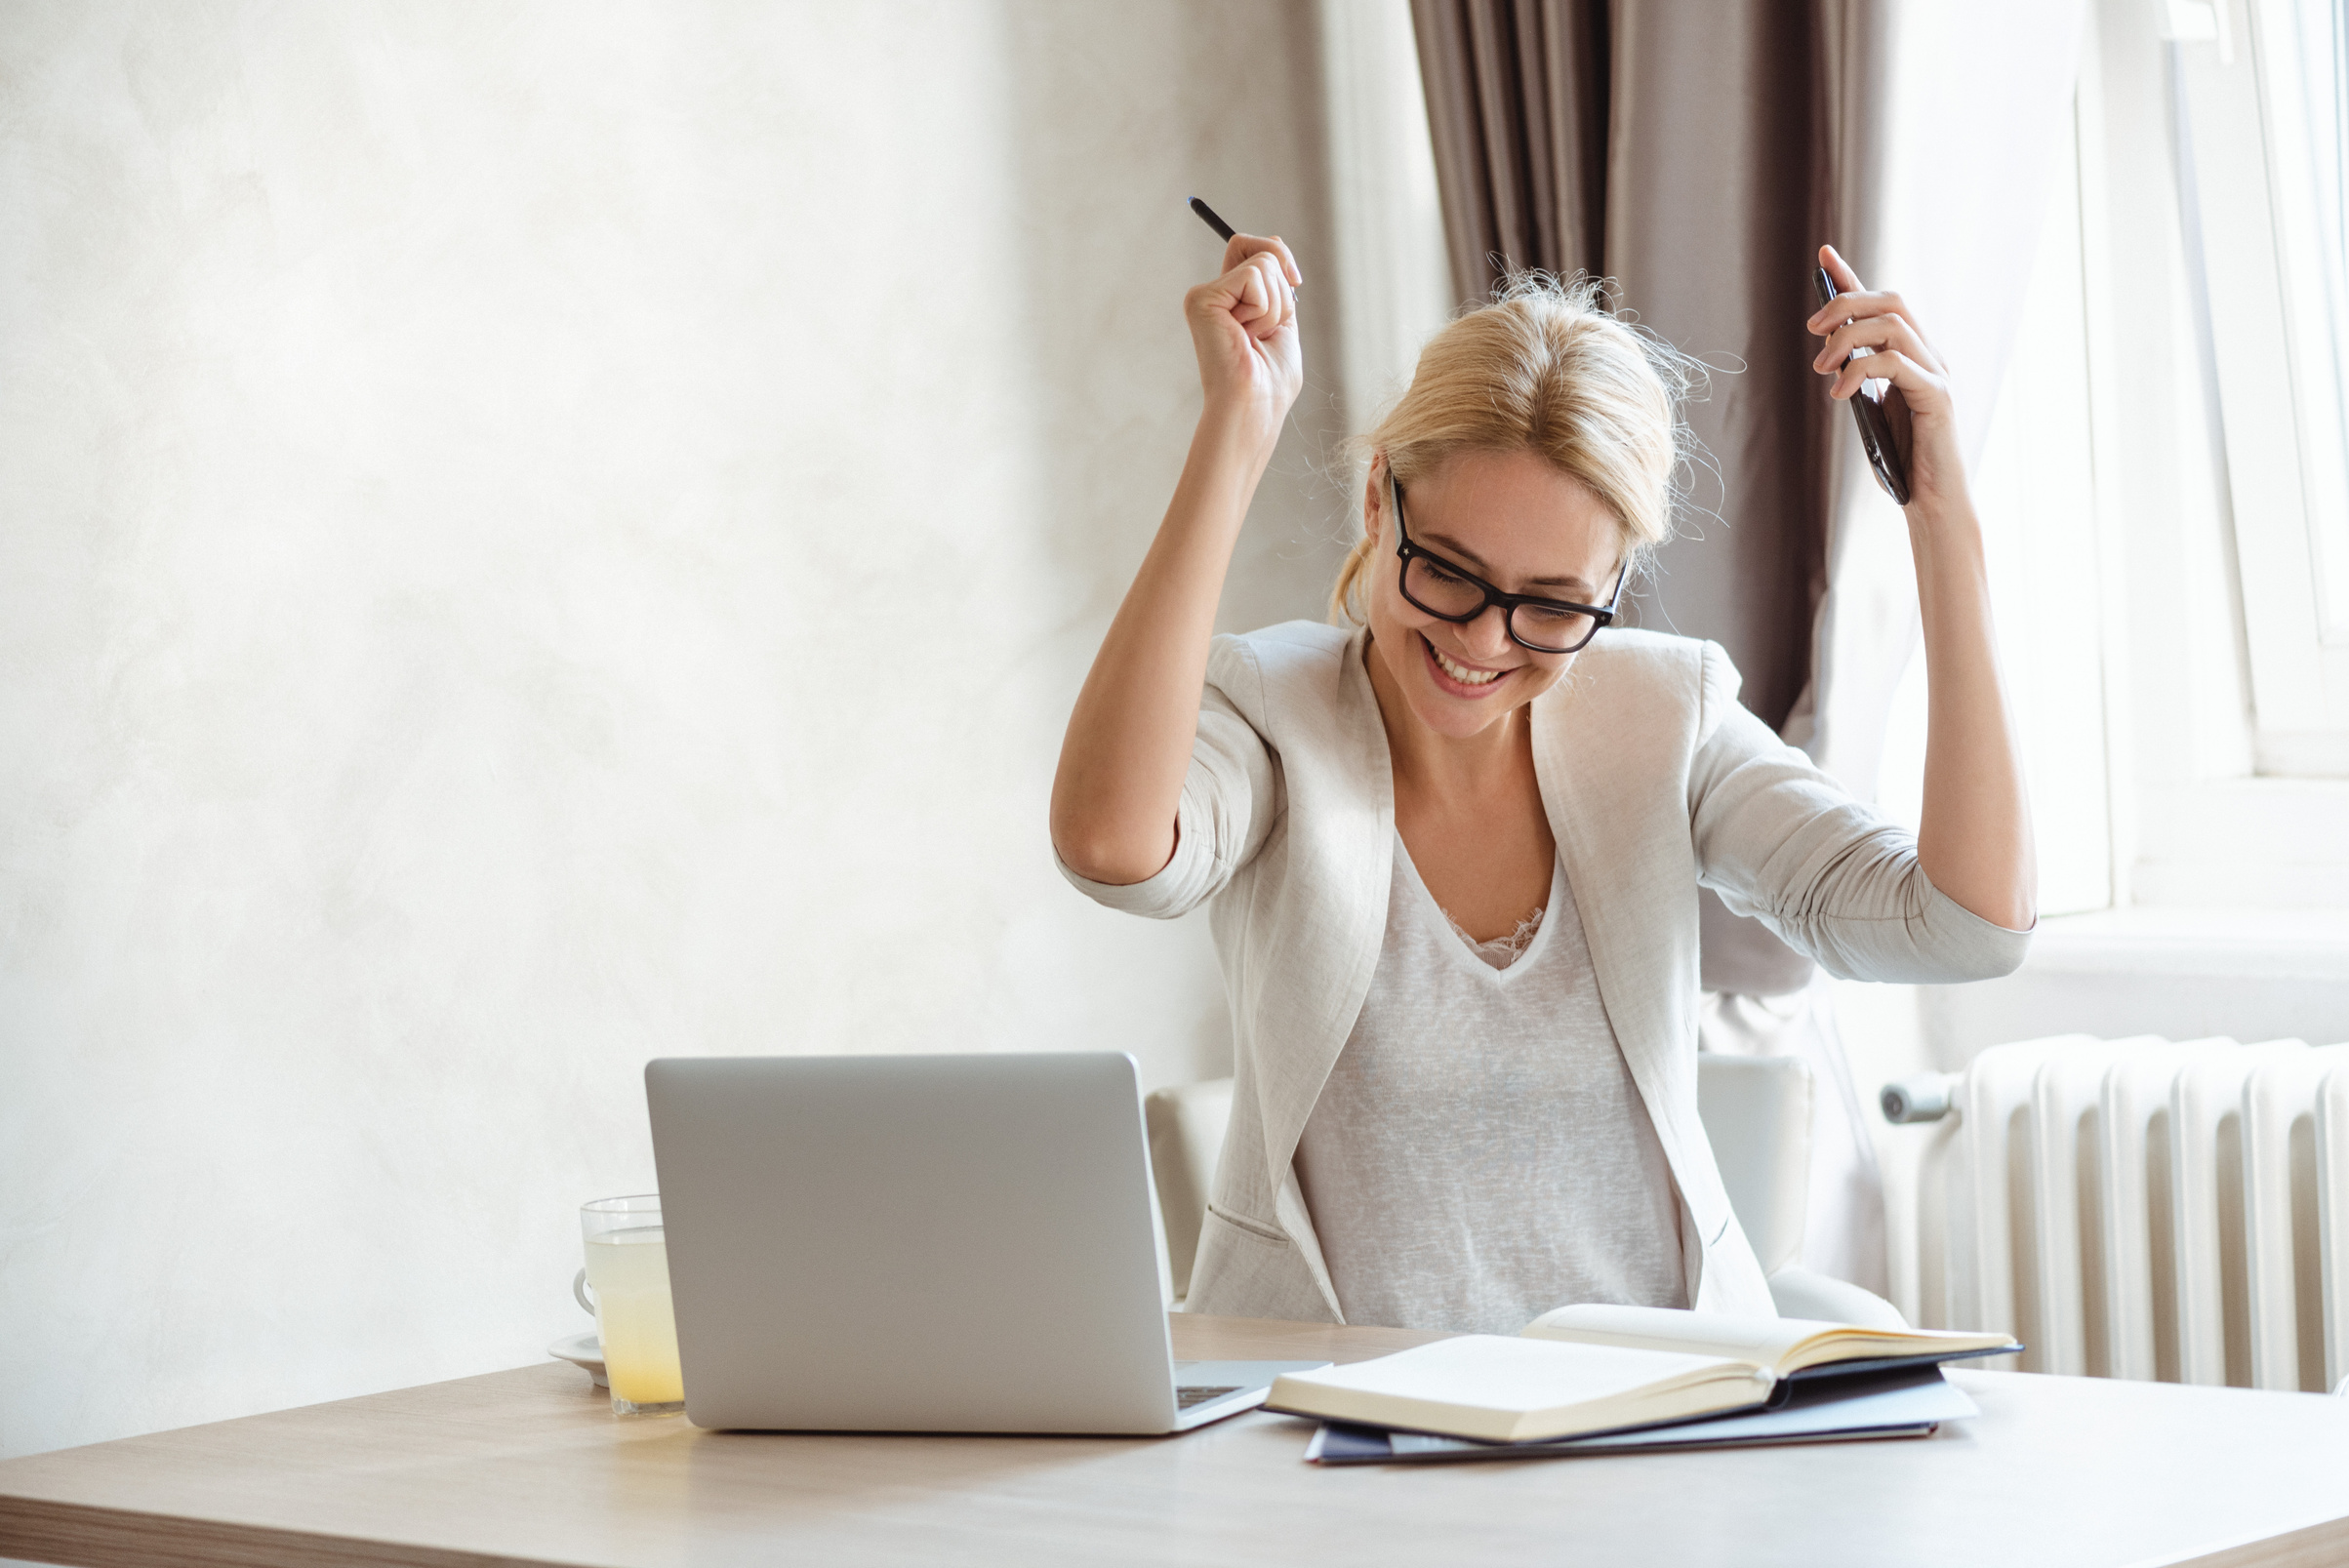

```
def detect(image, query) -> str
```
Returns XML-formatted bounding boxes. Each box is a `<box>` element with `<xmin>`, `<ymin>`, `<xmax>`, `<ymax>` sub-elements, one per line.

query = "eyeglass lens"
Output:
<box><xmin>1400</xmin><ymin>555</ymin><xmax>1597</xmax><ymax>653</ymax></box>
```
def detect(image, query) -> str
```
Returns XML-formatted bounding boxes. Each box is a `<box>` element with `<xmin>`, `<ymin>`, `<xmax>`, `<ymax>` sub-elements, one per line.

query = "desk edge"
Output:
<box><xmin>0</xmin><ymin>1493</ymin><xmax>550</xmax><ymax>1568</ymax></box>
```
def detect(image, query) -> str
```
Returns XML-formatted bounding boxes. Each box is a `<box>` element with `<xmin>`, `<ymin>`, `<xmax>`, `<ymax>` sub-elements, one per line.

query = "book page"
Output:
<box><xmin>1519</xmin><ymin>1305</ymin><xmax>2015</xmax><ymax>1372</ymax></box>
<box><xmin>1265</xmin><ymin>1334</ymin><xmax>1773</xmax><ymax>1444</ymax></box>
<box><xmin>1520</xmin><ymin>1306</ymin><xmax>1829</xmax><ymax>1367</ymax></box>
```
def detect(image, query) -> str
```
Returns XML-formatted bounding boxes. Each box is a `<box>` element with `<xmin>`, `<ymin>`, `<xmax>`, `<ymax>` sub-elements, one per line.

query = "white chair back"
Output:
<box><xmin>1142</xmin><ymin>1077</ymin><xmax>1233</xmax><ymax>1301</ymax></box>
<box><xmin>1143</xmin><ymin>1054</ymin><xmax>1904</xmax><ymax>1325</ymax></box>
<box><xmin>1692</xmin><ymin>1053</ymin><xmax>1812</xmax><ymax>1276</ymax></box>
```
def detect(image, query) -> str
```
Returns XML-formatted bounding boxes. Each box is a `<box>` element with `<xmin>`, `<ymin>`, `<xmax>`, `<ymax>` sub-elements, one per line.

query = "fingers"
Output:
<box><xmin>1231</xmin><ymin>257</ymin><xmax>1268</xmax><ymax>321</ymax></box>
<box><xmin>1806</xmin><ymin>285</ymin><xmax>1914</xmax><ymax>336</ymax></box>
<box><xmin>1187</xmin><ymin>255</ymin><xmax>1295</xmax><ymax>347</ymax></box>
<box><xmin>1814</xmin><ymin>311</ymin><xmax>1945</xmax><ymax>377</ymax></box>
<box><xmin>1827</xmin><ymin>346</ymin><xmax>1944</xmax><ymax>405</ymax></box>
<box><xmin>1805</xmin><ymin>249</ymin><xmax>1948</xmax><ymax>370</ymax></box>
<box><xmin>1806</xmin><ymin>246</ymin><xmax>1894</xmax><ymax>335</ymax></box>
<box><xmin>1222</xmin><ymin>231</ymin><xmax>1303</xmax><ymax>290</ymax></box>
<box><xmin>1186</xmin><ymin>234</ymin><xmax>1299</xmax><ymax>358</ymax></box>
<box><xmin>1819</xmin><ymin>242</ymin><xmax>1863</xmax><ymax>295</ymax></box>
<box><xmin>1226</xmin><ymin>250</ymin><xmax>1295</xmax><ymax>340</ymax></box>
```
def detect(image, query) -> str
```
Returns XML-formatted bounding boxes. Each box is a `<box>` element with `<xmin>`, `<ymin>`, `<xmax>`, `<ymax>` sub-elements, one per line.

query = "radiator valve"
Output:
<box><xmin>1881</xmin><ymin>1072</ymin><xmax>1961</xmax><ymax>1124</ymax></box>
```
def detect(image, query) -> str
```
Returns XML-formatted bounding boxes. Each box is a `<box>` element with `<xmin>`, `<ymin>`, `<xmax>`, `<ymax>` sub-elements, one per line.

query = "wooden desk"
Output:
<box><xmin>3</xmin><ymin>1314</ymin><xmax>2347</xmax><ymax>1568</ymax></box>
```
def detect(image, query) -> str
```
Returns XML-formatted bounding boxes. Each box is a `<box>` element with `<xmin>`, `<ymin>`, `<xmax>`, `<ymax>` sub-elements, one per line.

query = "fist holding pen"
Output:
<box><xmin>1183</xmin><ymin>198</ymin><xmax>1302</xmax><ymax>455</ymax></box>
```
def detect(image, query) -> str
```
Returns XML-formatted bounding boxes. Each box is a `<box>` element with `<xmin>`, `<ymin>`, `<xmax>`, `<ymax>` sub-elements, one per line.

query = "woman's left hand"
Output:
<box><xmin>1802</xmin><ymin>244</ymin><xmax>2035</xmax><ymax>933</ymax></box>
<box><xmin>1804</xmin><ymin>243</ymin><xmax>1966</xmax><ymax>516</ymax></box>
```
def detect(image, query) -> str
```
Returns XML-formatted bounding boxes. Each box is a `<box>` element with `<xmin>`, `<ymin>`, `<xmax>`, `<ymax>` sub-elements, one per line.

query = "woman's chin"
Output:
<box><xmin>1406</xmin><ymin>680</ymin><xmax>1515</xmax><ymax>739</ymax></box>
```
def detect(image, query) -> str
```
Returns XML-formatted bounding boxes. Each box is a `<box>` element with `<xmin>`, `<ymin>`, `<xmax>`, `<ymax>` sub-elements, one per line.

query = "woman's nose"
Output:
<box><xmin>1462</xmin><ymin>606</ymin><xmax>1515</xmax><ymax>660</ymax></box>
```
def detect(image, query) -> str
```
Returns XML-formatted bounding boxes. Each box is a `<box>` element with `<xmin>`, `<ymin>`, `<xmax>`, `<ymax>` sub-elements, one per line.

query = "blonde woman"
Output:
<box><xmin>1050</xmin><ymin>233</ymin><xmax>2033</xmax><ymax>1332</ymax></box>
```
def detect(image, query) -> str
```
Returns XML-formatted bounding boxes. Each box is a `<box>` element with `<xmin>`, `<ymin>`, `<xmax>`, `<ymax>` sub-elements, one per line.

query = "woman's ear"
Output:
<box><xmin>1362</xmin><ymin>457</ymin><xmax>1385</xmax><ymax>542</ymax></box>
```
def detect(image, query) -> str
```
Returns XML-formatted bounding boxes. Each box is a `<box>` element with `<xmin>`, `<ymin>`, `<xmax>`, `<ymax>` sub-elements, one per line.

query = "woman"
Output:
<box><xmin>1050</xmin><ymin>233</ymin><xmax>2033</xmax><ymax>1332</ymax></box>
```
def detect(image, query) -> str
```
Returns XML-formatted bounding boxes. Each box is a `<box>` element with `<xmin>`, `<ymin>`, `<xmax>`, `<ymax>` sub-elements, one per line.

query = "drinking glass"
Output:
<box><xmin>577</xmin><ymin>1194</ymin><xmax>684</xmax><ymax>1416</ymax></box>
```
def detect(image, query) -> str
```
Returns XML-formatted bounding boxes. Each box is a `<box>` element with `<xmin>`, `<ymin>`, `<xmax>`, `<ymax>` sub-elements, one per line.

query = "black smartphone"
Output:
<box><xmin>1813</xmin><ymin>266</ymin><xmax>1911</xmax><ymax>506</ymax></box>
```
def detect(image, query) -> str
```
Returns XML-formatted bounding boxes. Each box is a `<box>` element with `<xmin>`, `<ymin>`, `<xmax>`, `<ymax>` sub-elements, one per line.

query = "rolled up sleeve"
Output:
<box><xmin>1688</xmin><ymin>648</ymin><xmax>2031</xmax><ymax>985</ymax></box>
<box><xmin>1055</xmin><ymin>649</ymin><xmax>1281</xmax><ymax>921</ymax></box>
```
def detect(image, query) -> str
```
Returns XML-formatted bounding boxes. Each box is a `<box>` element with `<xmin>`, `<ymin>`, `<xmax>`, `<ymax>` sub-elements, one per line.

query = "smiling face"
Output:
<box><xmin>1362</xmin><ymin>447</ymin><xmax>1626</xmax><ymax>742</ymax></box>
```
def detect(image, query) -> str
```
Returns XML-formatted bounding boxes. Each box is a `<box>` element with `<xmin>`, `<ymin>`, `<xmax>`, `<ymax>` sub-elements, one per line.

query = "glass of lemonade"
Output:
<box><xmin>579</xmin><ymin>1194</ymin><xmax>684</xmax><ymax>1416</ymax></box>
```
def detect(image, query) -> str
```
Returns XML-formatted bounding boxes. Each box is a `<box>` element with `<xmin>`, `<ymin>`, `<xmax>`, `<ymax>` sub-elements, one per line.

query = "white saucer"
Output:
<box><xmin>548</xmin><ymin>1331</ymin><xmax>607</xmax><ymax>1387</ymax></box>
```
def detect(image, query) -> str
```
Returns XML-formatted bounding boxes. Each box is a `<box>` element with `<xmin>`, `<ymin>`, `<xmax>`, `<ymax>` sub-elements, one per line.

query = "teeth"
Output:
<box><xmin>1432</xmin><ymin>645</ymin><xmax>1502</xmax><ymax>686</ymax></box>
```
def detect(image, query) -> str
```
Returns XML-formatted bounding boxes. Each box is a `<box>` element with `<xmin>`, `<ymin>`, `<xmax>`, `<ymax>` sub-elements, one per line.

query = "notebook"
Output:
<box><xmin>1264</xmin><ymin>1307</ymin><xmax>2017</xmax><ymax>1445</ymax></box>
<box><xmin>1301</xmin><ymin>1363</ymin><xmax>1978</xmax><ymax>1464</ymax></box>
<box><xmin>1263</xmin><ymin>1335</ymin><xmax>1777</xmax><ymax>1444</ymax></box>
<box><xmin>1519</xmin><ymin>1305</ymin><xmax>2018</xmax><ymax>1383</ymax></box>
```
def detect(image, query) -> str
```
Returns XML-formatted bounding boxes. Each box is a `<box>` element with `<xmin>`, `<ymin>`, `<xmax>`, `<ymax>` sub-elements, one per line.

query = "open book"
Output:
<box><xmin>1264</xmin><ymin>1307</ymin><xmax>2019</xmax><ymax>1446</ymax></box>
<box><xmin>1520</xmin><ymin>1305</ymin><xmax>2018</xmax><ymax>1382</ymax></box>
<box><xmin>1263</xmin><ymin>1336</ymin><xmax>1777</xmax><ymax>1444</ymax></box>
<box><xmin>1304</xmin><ymin>1361</ymin><xmax>1980</xmax><ymax>1464</ymax></box>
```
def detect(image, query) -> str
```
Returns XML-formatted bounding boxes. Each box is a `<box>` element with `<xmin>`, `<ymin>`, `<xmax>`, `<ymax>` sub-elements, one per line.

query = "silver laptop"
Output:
<box><xmin>644</xmin><ymin>1052</ymin><xmax>1325</xmax><ymax>1433</ymax></box>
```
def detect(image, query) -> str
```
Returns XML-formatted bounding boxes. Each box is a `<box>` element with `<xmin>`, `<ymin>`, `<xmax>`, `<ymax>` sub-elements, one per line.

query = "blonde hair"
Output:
<box><xmin>1331</xmin><ymin>273</ymin><xmax>1696</xmax><ymax>625</ymax></box>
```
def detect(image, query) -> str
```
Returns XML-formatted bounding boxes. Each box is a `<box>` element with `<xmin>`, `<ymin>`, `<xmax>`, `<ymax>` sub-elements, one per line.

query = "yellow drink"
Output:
<box><xmin>583</xmin><ymin>1225</ymin><xmax>684</xmax><ymax>1412</ymax></box>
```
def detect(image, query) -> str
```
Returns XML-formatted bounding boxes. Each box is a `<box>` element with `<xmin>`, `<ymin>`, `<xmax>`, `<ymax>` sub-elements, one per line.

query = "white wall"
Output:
<box><xmin>0</xmin><ymin>0</ymin><xmax>1353</xmax><ymax>1459</ymax></box>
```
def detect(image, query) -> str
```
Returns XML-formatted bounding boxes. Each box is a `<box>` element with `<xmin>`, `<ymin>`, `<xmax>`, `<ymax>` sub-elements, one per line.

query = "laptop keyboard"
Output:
<box><xmin>1177</xmin><ymin>1385</ymin><xmax>1243</xmax><ymax>1409</ymax></box>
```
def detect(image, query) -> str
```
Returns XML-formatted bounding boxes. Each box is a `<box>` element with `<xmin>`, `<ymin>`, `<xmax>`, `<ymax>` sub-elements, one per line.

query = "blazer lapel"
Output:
<box><xmin>1255</xmin><ymin>630</ymin><xmax>1395</xmax><ymax>1307</ymax></box>
<box><xmin>1530</xmin><ymin>664</ymin><xmax>1727</xmax><ymax>1250</ymax></box>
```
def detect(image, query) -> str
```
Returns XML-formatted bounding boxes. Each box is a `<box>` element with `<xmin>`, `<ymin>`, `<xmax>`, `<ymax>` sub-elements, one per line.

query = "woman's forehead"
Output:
<box><xmin>1402</xmin><ymin>452</ymin><xmax>1622</xmax><ymax>584</ymax></box>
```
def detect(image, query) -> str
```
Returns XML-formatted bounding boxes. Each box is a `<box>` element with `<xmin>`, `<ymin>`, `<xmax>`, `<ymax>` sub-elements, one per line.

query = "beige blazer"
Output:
<box><xmin>1063</xmin><ymin>622</ymin><xmax>2029</xmax><ymax>1324</ymax></box>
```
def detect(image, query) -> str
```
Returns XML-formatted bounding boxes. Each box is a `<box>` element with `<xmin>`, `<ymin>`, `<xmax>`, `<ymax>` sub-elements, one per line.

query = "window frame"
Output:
<box><xmin>2174</xmin><ymin>0</ymin><xmax>2349</xmax><ymax>773</ymax></box>
<box><xmin>2054</xmin><ymin>0</ymin><xmax>2349</xmax><ymax>909</ymax></box>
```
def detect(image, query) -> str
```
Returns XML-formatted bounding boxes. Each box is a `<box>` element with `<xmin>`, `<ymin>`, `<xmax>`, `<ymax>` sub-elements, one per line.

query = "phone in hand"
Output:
<box><xmin>1813</xmin><ymin>266</ymin><xmax>1911</xmax><ymax>506</ymax></box>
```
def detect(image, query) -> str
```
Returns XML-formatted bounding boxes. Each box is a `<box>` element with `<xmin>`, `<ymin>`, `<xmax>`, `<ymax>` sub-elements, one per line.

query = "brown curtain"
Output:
<box><xmin>1410</xmin><ymin>0</ymin><xmax>1881</xmax><ymax>737</ymax></box>
<box><xmin>1410</xmin><ymin>2</ymin><xmax>1898</xmax><ymax>1294</ymax></box>
<box><xmin>1412</xmin><ymin>0</ymin><xmax>1883</xmax><ymax>998</ymax></box>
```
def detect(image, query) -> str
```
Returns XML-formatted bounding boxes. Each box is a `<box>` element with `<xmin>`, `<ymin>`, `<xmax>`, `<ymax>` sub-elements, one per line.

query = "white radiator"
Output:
<box><xmin>1884</xmin><ymin>1035</ymin><xmax>2349</xmax><ymax>1391</ymax></box>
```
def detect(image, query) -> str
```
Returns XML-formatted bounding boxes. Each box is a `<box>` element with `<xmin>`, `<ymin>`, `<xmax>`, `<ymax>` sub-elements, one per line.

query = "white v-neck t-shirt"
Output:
<box><xmin>1292</xmin><ymin>833</ymin><xmax>1688</xmax><ymax>1333</ymax></box>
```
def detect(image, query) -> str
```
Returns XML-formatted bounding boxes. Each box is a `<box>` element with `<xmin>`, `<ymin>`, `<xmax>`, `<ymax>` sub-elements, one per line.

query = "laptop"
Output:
<box><xmin>643</xmin><ymin>1051</ymin><xmax>1326</xmax><ymax>1433</ymax></box>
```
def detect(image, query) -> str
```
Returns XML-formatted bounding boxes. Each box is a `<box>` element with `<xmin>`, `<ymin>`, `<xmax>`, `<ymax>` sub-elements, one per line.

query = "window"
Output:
<box><xmin>1869</xmin><ymin>0</ymin><xmax>2349</xmax><ymax>913</ymax></box>
<box><xmin>1875</xmin><ymin>72</ymin><xmax>2116</xmax><ymax>915</ymax></box>
<box><xmin>2178</xmin><ymin>0</ymin><xmax>2349</xmax><ymax>771</ymax></box>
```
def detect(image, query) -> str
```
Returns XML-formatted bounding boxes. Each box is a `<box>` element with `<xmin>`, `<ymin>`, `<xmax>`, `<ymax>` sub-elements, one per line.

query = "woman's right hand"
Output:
<box><xmin>1051</xmin><ymin>233</ymin><xmax>1303</xmax><ymax>886</ymax></box>
<box><xmin>1184</xmin><ymin>234</ymin><xmax>1302</xmax><ymax>451</ymax></box>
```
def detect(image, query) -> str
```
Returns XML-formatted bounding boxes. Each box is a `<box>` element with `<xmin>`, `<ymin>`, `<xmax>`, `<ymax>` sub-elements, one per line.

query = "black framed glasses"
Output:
<box><xmin>1387</xmin><ymin>472</ymin><xmax>1627</xmax><ymax>655</ymax></box>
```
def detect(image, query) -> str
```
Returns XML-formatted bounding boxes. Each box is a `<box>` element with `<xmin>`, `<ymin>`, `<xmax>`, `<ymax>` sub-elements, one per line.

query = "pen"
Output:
<box><xmin>1188</xmin><ymin>196</ymin><xmax>1235</xmax><ymax>241</ymax></box>
<box><xmin>1189</xmin><ymin>196</ymin><xmax>1299</xmax><ymax>290</ymax></box>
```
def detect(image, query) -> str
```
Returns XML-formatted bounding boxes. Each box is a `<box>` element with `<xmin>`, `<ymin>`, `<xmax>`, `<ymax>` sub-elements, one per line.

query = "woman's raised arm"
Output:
<box><xmin>1807</xmin><ymin>243</ymin><xmax>2037</xmax><ymax>932</ymax></box>
<box><xmin>1049</xmin><ymin>234</ymin><xmax>1302</xmax><ymax>886</ymax></box>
